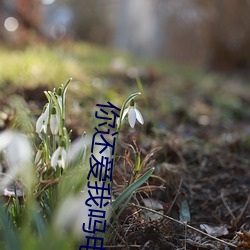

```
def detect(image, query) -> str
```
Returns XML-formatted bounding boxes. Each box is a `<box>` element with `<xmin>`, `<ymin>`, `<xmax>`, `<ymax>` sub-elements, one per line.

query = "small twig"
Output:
<box><xmin>106</xmin><ymin>218</ymin><xmax>128</xmax><ymax>247</ymax></box>
<box><xmin>233</xmin><ymin>192</ymin><xmax>250</xmax><ymax>227</ymax></box>
<box><xmin>39</xmin><ymin>177</ymin><xmax>60</xmax><ymax>184</ymax></box>
<box><xmin>221</xmin><ymin>190</ymin><xmax>236</xmax><ymax>221</ymax></box>
<box><xmin>135</xmin><ymin>185</ymin><xmax>164</xmax><ymax>193</ymax></box>
<box><xmin>166</xmin><ymin>178</ymin><xmax>183</xmax><ymax>215</ymax></box>
<box><xmin>34</xmin><ymin>180</ymin><xmax>59</xmax><ymax>198</ymax></box>
<box><xmin>129</xmin><ymin>203</ymin><xmax>238</xmax><ymax>249</ymax></box>
<box><xmin>104</xmin><ymin>244</ymin><xmax>141</xmax><ymax>248</ymax></box>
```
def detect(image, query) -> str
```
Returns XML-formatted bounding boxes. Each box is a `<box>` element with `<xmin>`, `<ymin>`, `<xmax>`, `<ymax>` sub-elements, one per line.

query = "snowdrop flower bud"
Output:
<box><xmin>122</xmin><ymin>99</ymin><xmax>144</xmax><ymax>128</ymax></box>
<box><xmin>57</xmin><ymin>87</ymin><xmax>63</xmax><ymax>111</ymax></box>
<box><xmin>50</xmin><ymin>106</ymin><xmax>59</xmax><ymax>135</ymax></box>
<box><xmin>36</xmin><ymin>103</ymin><xmax>50</xmax><ymax>134</ymax></box>
<box><xmin>51</xmin><ymin>141</ymin><xmax>67</xmax><ymax>169</ymax></box>
<box><xmin>35</xmin><ymin>143</ymin><xmax>43</xmax><ymax>164</ymax></box>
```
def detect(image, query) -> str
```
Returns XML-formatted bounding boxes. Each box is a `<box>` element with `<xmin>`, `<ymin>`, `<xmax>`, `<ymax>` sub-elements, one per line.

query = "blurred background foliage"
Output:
<box><xmin>1</xmin><ymin>0</ymin><xmax>250</xmax><ymax>72</ymax></box>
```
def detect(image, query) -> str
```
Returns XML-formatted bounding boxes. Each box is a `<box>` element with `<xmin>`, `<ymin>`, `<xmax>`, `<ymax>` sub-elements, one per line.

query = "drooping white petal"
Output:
<box><xmin>57</xmin><ymin>159</ymin><xmax>64</xmax><ymax>169</ymax></box>
<box><xmin>51</xmin><ymin>147</ymin><xmax>68</xmax><ymax>169</ymax></box>
<box><xmin>0</xmin><ymin>130</ymin><xmax>33</xmax><ymax>191</ymax></box>
<box><xmin>36</xmin><ymin>113</ymin><xmax>45</xmax><ymax>133</ymax></box>
<box><xmin>41</xmin><ymin>122</ymin><xmax>48</xmax><ymax>133</ymax></box>
<box><xmin>36</xmin><ymin>104</ymin><xmax>50</xmax><ymax>134</ymax></box>
<box><xmin>51</xmin><ymin>147</ymin><xmax>61</xmax><ymax>168</ymax></box>
<box><xmin>50</xmin><ymin>114</ymin><xmax>59</xmax><ymax>135</ymax></box>
<box><xmin>128</xmin><ymin>107</ymin><xmax>136</xmax><ymax>128</ymax></box>
<box><xmin>0</xmin><ymin>130</ymin><xmax>14</xmax><ymax>151</ymax></box>
<box><xmin>135</xmin><ymin>108</ymin><xmax>144</xmax><ymax>125</ymax></box>
<box><xmin>59</xmin><ymin>148</ymin><xmax>67</xmax><ymax>169</ymax></box>
<box><xmin>5</xmin><ymin>133</ymin><xmax>32</xmax><ymax>170</ymax></box>
<box><xmin>54</xmin><ymin>194</ymin><xmax>82</xmax><ymax>233</ymax></box>
<box><xmin>122</xmin><ymin>107</ymin><xmax>129</xmax><ymax>120</ymax></box>
<box><xmin>35</xmin><ymin>149</ymin><xmax>43</xmax><ymax>164</ymax></box>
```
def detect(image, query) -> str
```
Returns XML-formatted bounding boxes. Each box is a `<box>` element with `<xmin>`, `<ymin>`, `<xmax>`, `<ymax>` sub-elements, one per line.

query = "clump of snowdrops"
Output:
<box><xmin>0</xmin><ymin>79</ymin><xmax>154</xmax><ymax>249</ymax></box>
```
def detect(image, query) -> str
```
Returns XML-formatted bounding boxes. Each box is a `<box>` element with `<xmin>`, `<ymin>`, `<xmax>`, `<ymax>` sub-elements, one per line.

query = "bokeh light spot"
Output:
<box><xmin>41</xmin><ymin>0</ymin><xmax>55</xmax><ymax>5</ymax></box>
<box><xmin>50</xmin><ymin>24</ymin><xmax>67</xmax><ymax>40</ymax></box>
<box><xmin>4</xmin><ymin>17</ymin><xmax>19</xmax><ymax>32</ymax></box>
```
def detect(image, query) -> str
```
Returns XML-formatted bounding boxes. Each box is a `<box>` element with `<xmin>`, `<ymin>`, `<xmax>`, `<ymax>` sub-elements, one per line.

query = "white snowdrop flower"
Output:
<box><xmin>50</xmin><ymin>106</ymin><xmax>59</xmax><ymax>135</ymax></box>
<box><xmin>0</xmin><ymin>130</ymin><xmax>33</xmax><ymax>190</ymax></box>
<box><xmin>122</xmin><ymin>99</ymin><xmax>144</xmax><ymax>128</ymax></box>
<box><xmin>54</xmin><ymin>180</ymin><xmax>111</xmax><ymax>241</ymax></box>
<box><xmin>36</xmin><ymin>103</ymin><xmax>50</xmax><ymax>133</ymax></box>
<box><xmin>51</xmin><ymin>143</ymin><xmax>67</xmax><ymax>169</ymax></box>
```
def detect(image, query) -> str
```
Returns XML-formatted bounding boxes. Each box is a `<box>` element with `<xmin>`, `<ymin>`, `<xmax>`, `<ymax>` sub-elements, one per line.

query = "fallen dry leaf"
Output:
<box><xmin>143</xmin><ymin>198</ymin><xmax>163</xmax><ymax>211</ymax></box>
<box><xmin>200</xmin><ymin>224</ymin><xmax>229</xmax><ymax>237</ymax></box>
<box><xmin>237</xmin><ymin>231</ymin><xmax>250</xmax><ymax>248</ymax></box>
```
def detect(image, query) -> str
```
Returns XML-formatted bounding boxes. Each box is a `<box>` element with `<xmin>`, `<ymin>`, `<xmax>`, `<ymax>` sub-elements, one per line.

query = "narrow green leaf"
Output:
<box><xmin>112</xmin><ymin>167</ymin><xmax>154</xmax><ymax>211</ymax></box>
<box><xmin>135</xmin><ymin>152</ymin><xmax>141</xmax><ymax>173</ymax></box>
<box><xmin>32</xmin><ymin>209</ymin><xmax>45</xmax><ymax>237</ymax></box>
<box><xmin>112</xmin><ymin>192</ymin><xmax>133</xmax><ymax>225</ymax></box>
<box><xmin>62</xmin><ymin>78</ymin><xmax>72</xmax><ymax>97</ymax></box>
<box><xmin>179</xmin><ymin>199</ymin><xmax>191</xmax><ymax>222</ymax></box>
<box><xmin>0</xmin><ymin>208</ymin><xmax>21</xmax><ymax>250</ymax></box>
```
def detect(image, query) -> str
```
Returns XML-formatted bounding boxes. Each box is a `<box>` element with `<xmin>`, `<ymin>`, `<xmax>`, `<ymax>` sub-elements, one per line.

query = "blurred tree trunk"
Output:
<box><xmin>204</xmin><ymin>0</ymin><xmax>250</xmax><ymax>71</ymax></box>
<box><xmin>161</xmin><ymin>0</ymin><xmax>250</xmax><ymax>71</ymax></box>
<box><xmin>0</xmin><ymin>0</ymin><xmax>42</xmax><ymax>46</ymax></box>
<box><xmin>68</xmin><ymin>0</ymin><xmax>114</xmax><ymax>44</ymax></box>
<box><xmin>15</xmin><ymin>0</ymin><xmax>42</xmax><ymax>45</ymax></box>
<box><xmin>16</xmin><ymin>0</ymin><xmax>41</xmax><ymax>31</ymax></box>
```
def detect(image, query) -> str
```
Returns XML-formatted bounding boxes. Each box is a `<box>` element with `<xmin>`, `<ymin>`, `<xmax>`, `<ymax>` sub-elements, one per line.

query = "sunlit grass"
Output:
<box><xmin>0</xmin><ymin>42</ymin><xmax>134</xmax><ymax>87</ymax></box>
<box><xmin>0</xmin><ymin>42</ymin><xmax>206</xmax><ymax>87</ymax></box>
<box><xmin>0</xmin><ymin>44</ymin><xmax>85</xmax><ymax>86</ymax></box>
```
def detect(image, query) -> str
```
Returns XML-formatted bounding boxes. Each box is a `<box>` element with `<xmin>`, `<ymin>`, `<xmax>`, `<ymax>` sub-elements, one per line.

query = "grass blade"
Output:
<box><xmin>112</xmin><ymin>167</ymin><xmax>154</xmax><ymax>211</ymax></box>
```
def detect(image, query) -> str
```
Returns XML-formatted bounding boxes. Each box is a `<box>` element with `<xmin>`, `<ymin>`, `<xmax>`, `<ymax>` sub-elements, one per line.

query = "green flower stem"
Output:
<box><xmin>47</xmin><ymin>79</ymin><xmax>71</xmax><ymax>137</ymax></box>
<box><xmin>48</xmin><ymin>92</ymin><xmax>63</xmax><ymax>136</ymax></box>
<box><xmin>43</xmin><ymin>94</ymin><xmax>53</xmax><ymax>164</ymax></box>
<box><xmin>52</xmin><ymin>134</ymin><xmax>56</xmax><ymax>152</ymax></box>
<box><xmin>63</xmin><ymin>127</ymin><xmax>70</xmax><ymax>150</ymax></box>
<box><xmin>113</xmin><ymin>92</ymin><xmax>141</xmax><ymax>167</ymax></box>
<box><xmin>61</xmin><ymin>78</ymin><xmax>72</xmax><ymax>126</ymax></box>
<box><xmin>44</xmin><ymin>139</ymin><xmax>49</xmax><ymax>165</ymax></box>
<box><xmin>111</xmin><ymin>92</ymin><xmax>142</xmax><ymax>201</ymax></box>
